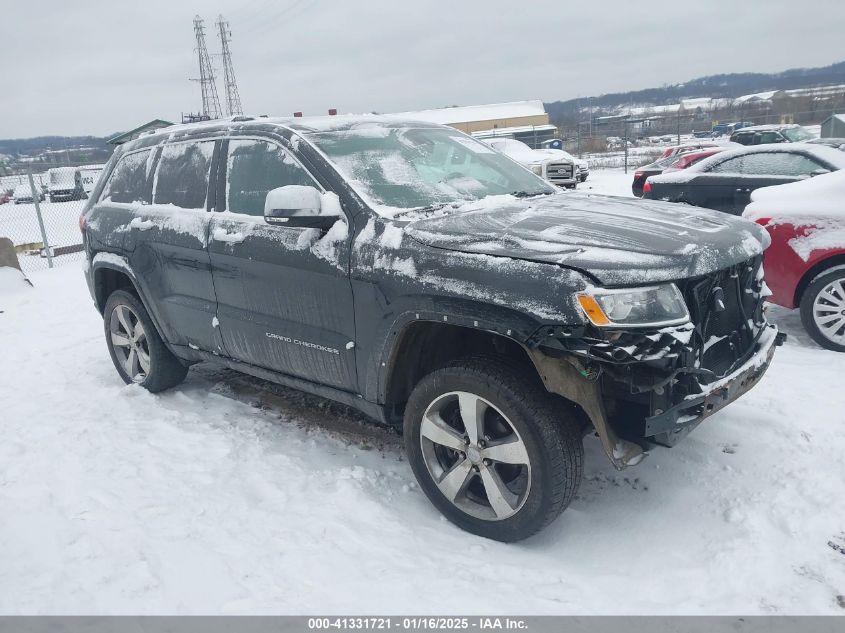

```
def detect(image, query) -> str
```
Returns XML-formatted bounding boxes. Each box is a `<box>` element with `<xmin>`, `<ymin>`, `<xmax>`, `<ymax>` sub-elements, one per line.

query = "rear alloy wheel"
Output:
<box><xmin>109</xmin><ymin>304</ymin><xmax>151</xmax><ymax>382</ymax></box>
<box><xmin>404</xmin><ymin>358</ymin><xmax>583</xmax><ymax>542</ymax></box>
<box><xmin>801</xmin><ymin>268</ymin><xmax>845</xmax><ymax>352</ymax></box>
<box><xmin>103</xmin><ymin>289</ymin><xmax>188</xmax><ymax>392</ymax></box>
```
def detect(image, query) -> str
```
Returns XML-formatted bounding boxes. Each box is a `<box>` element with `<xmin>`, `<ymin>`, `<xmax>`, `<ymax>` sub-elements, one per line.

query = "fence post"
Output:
<box><xmin>28</xmin><ymin>169</ymin><xmax>53</xmax><ymax>269</ymax></box>
<box><xmin>623</xmin><ymin>121</ymin><xmax>629</xmax><ymax>175</ymax></box>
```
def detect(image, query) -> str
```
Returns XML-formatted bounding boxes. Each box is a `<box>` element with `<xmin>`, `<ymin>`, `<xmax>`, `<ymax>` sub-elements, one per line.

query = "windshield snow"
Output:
<box><xmin>305</xmin><ymin>125</ymin><xmax>555</xmax><ymax>216</ymax></box>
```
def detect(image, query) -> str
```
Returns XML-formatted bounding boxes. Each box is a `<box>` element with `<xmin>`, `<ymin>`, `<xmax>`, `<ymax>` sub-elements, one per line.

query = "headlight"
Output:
<box><xmin>530</xmin><ymin>164</ymin><xmax>543</xmax><ymax>176</ymax></box>
<box><xmin>577</xmin><ymin>283</ymin><xmax>689</xmax><ymax>327</ymax></box>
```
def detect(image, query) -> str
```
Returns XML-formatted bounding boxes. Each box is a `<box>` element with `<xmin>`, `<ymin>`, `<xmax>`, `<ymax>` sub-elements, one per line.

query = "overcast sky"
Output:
<box><xmin>3</xmin><ymin>0</ymin><xmax>843</xmax><ymax>138</ymax></box>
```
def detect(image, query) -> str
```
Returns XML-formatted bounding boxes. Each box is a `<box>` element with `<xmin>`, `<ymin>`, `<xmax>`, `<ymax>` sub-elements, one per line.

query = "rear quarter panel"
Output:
<box><xmin>761</xmin><ymin>219</ymin><xmax>845</xmax><ymax>308</ymax></box>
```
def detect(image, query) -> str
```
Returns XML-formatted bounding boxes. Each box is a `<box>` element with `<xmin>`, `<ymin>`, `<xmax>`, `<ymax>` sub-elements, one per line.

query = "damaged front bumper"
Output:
<box><xmin>528</xmin><ymin>323</ymin><xmax>786</xmax><ymax>470</ymax></box>
<box><xmin>643</xmin><ymin>324</ymin><xmax>784</xmax><ymax>444</ymax></box>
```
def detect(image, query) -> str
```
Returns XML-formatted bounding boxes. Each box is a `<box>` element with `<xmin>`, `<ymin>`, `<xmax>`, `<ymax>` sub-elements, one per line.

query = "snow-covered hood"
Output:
<box><xmin>406</xmin><ymin>193</ymin><xmax>768</xmax><ymax>286</ymax></box>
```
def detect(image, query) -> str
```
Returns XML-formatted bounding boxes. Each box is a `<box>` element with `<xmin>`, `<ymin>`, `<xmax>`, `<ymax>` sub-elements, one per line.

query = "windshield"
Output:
<box><xmin>305</xmin><ymin>125</ymin><xmax>555</xmax><ymax>216</ymax></box>
<box><xmin>782</xmin><ymin>126</ymin><xmax>814</xmax><ymax>142</ymax></box>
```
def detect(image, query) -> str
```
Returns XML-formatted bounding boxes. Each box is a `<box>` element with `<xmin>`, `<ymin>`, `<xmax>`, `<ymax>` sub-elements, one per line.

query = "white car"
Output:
<box><xmin>12</xmin><ymin>182</ymin><xmax>45</xmax><ymax>204</ymax></box>
<box><xmin>482</xmin><ymin>138</ymin><xmax>578</xmax><ymax>188</ymax></box>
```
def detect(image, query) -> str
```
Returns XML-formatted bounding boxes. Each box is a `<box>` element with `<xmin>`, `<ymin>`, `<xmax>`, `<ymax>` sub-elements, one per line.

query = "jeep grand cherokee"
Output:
<box><xmin>81</xmin><ymin>115</ymin><xmax>782</xmax><ymax>542</ymax></box>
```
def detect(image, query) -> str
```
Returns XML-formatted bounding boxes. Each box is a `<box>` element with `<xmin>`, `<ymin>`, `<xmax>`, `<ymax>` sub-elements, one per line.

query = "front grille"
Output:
<box><xmin>679</xmin><ymin>256</ymin><xmax>766</xmax><ymax>380</ymax></box>
<box><xmin>546</xmin><ymin>162</ymin><xmax>574</xmax><ymax>183</ymax></box>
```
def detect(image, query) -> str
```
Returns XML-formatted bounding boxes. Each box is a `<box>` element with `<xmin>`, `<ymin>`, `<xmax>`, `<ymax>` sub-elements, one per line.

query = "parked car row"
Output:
<box><xmin>632</xmin><ymin>147</ymin><xmax>728</xmax><ymax>197</ymax></box>
<box><xmin>635</xmin><ymin>137</ymin><xmax>845</xmax><ymax>351</ymax></box>
<box><xmin>643</xmin><ymin>144</ymin><xmax>845</xmax><ymax>214</ymax></box>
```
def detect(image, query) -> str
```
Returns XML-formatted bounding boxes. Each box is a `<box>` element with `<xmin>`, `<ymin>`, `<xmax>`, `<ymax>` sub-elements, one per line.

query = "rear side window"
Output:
<box><xmin>100</xmin><ymin>149</ymin><xmax>154</xmax><ymax>204</ymax></box>
<box><xmin>153</xmin><ymin>141</ymin><xmax>215</xmax><ymax>209</ymax></box>
<box><xmin>741</xmin><ymin>152</ymin><xmax>825</xmax><ymax>176</ymax></box>
<box><xmin>225</xmin><ymin>139</ymin><xmax>316</xmax><ymax>216</ymax></box>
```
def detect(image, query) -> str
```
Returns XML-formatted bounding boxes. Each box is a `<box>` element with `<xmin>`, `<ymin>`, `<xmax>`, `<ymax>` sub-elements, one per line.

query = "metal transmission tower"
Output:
<box><xmin>217</xmin><ymin>15</ymin><xmax>244</xmax><ymax>116</ymax></box>
<box><xmin>192</xmin><ymin>15</ymin><xmax>222</xmax><ymax>120</ymax></box>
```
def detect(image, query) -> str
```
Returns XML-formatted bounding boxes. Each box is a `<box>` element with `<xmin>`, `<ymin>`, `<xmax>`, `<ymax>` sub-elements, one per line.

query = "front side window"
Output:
<box><xmin>100</xmin><ymin>149</ymin><xmax>154</xmax><ymax>204</ymax></box>
<box><xmin>707</xmin><ymin>156</ymin><xmax>745</xmax><ymax>173</ymax></box>
<box><xmin>225</xmin><ymin>139</ymin><xmax>316</xmax><ymax>216</ymax></box>
<box><xmin>304</xmin><ymin>124</ymin><xmax>554</xmax><ymax>216</ymax></box>
<box><xmin>153</xmin><ymin>141</ymin><xmax>215</xmax><ymax>209</ymax></box>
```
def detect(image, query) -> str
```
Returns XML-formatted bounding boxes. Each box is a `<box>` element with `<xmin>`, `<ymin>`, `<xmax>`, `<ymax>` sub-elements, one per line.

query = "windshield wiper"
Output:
<box><xmin>509</xmin><ymin>190</ymin><xmax>552</xmax><ymax>198</ymax></box>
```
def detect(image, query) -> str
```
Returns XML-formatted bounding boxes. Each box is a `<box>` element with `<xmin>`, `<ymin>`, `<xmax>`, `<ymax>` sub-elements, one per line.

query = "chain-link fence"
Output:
<box><xmin>557</xmin><ymin>105</ymin><xmax>845</xmax><ymax>171</ymax></box>
<box><xmin>0</xmin><ymin>166</ymin><xmax>102</xmax><ymax>275</ymax></box>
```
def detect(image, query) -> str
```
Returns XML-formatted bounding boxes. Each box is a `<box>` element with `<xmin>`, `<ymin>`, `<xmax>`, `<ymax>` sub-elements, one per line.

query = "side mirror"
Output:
<box><xmin>810</xmin><ymin>169</ymin><xmax>830</xmax><ymax>178</ymax></box>
<box><xmin>264</xmin><ymin>185</ymin><xmax>340</xmax><ymax>230</ymax></box>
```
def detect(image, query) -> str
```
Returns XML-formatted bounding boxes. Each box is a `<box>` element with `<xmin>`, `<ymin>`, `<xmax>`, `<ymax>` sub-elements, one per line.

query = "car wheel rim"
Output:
<box><xmin>419</xmin><ymin>391</ymin><xmax>531</xmax><ymax>521</ymax></box>
<box><xmin>812</xmin><ymin>277</ymin><xmax>845</xmax><ymax>345</ymax></box>
<box><xmin>109</xmin><ymin>304</ymin><xmax>151</xmax><ymax>382</ymax></box>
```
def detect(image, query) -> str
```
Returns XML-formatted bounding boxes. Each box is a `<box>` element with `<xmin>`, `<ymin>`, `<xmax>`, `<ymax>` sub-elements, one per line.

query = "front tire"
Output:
<box><xmin>800</xmin><ymin>268</ymin><xmax>845</xmax><ymax>352</ymax></box>
<box><xmin>103</xmin><ymin>289</ymin><xmax>188</xmax><ymax>392</ymax></box>
<box><xmin>403</xmin><ymin>358</ymin><xmax>583</xmax><ymax>542</ymax></box>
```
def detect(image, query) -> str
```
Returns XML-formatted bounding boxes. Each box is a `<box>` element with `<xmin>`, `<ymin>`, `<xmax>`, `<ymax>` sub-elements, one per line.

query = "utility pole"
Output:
<box><xmin>217</xmin><ymin>15</ymin><xmax>244</xmax><ymax>117</ymax></box>
<box><xmin>192</xmin><ymin>15</ymin><xmax>222</xmax><ymax>120</ymax></box>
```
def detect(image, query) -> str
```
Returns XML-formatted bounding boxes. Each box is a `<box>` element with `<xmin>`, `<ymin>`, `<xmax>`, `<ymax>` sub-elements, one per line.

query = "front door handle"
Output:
<box><xmin>211</xmin><ymin>228</ymin><xmax>246</xmax><ymax>244</ymax></box>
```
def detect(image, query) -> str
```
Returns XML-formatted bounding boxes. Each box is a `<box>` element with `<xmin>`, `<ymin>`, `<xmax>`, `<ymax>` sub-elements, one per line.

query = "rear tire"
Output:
<box><xmin>103</xmin><ymin>289</ymin><xmax>188</xmax><ymax>392</ymax></box>
<box><xmin>799</xmin><ymin>268</ymin><xmax>845</xmax><ymax>352</ymax></box>
<box><xmin>403</xmin><ymin>358</ymin><xmax>583</xmax><ymax>542</ymax></box>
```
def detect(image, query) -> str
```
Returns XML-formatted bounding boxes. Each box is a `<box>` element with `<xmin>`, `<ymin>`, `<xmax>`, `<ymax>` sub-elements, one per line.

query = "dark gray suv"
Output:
<box><xmin>81</xmin><ymin>115</ymin><xmax>782</xmax><ymax>541</ymax></box>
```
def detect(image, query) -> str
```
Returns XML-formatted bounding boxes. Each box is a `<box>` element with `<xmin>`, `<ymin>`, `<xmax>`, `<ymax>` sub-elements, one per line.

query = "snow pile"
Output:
<box><xmin>0</xmin><ymin>266</ymin><xmax>31</xmax><ymax>295</ymax></box>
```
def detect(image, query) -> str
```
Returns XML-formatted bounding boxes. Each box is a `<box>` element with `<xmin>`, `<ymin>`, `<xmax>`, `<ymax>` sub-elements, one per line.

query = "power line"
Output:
<box><xmin>192</xmin><ymin>15</ymin><xmax>223</xmax><ymax>120</ymax></box>
<box><xmin>217</xmin><ymin>15</ymin><xmax>244</xmax><ymax>117</ymax></box>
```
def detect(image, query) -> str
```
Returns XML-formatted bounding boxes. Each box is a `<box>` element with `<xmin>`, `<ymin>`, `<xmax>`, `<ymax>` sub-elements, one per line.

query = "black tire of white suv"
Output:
<box><xmin>403</xmin><ymin>357</ymin><xmax>583</xmax><ymax>542</ymax></box>
<box><xmin>103</xmin><ymin>289</ymin><xmax>189</xmax><ymax>392</ymax></box>
<box><xmin>800</xmin><ymin>267</ymin><xmax>845</xmax><ymax>352</ymax></box>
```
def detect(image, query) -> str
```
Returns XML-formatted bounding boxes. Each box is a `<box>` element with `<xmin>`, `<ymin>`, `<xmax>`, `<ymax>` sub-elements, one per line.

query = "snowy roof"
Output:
<box><xmin>745</xmin><ymin>168</ymin><xmax>845</xmax><ymax>220</ymax></box>
<box><xmin>471</xmin><ymin>124</ymin><xmax>557</xmax><ymax>138</ymax></box>
<box><xmin>733</xmin><ymin>90</ymin><xmax>784</xmax><ymax>105</ymax></box>
<box><xmin>393</xmin><ymin>101</ymin><xmax>547</xmax><ymax>125</ymax></box>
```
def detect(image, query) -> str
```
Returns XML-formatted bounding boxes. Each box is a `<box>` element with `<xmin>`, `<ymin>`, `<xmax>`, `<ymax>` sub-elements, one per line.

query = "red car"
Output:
<box><xmin>744</xmin><ymin>170</ymin><xmax>845</xmax><ymax>351</ymax></box>
<box><xmin>659</xmin><ymin>141</ymin><xmax>725</xmax><ymax>159</ymax></box>
<box><xmin>661</xmin><ymin>147</ymin><xmax>725</xmax><ymax>172</ymax></box>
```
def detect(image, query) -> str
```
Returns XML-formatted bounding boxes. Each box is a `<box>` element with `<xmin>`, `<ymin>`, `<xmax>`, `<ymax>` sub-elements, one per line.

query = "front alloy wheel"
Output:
<box><xmin>404</xmin><ymin>358</ymin><xmax>583</xmax><ymax>542</ymax></box>
<box><xmin>420</xmin><ymin>391</ymin><xmax>531</xmax><ymax>521</ymax></box>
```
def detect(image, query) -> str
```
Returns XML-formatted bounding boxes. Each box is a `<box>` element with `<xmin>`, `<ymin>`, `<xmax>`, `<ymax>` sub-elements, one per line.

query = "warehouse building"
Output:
<box><xmin>398</xmin><ymin>100</ymin><xmax>557</xmax><ymax>148</ymax></box>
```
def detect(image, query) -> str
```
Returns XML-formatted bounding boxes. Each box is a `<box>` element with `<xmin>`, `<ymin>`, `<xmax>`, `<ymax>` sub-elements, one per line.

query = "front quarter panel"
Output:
<box><xmin>349</xmin><ymin>213</ymin><xmax>591</xmax><ymax>402</ymax></box>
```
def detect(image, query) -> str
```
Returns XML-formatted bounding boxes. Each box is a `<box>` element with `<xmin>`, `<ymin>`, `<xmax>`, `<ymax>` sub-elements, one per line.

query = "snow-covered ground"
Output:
<box><xmin>1</xmin><ymin>171</ymin><xmax>844</xmax><ymax>615</ymax></box>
